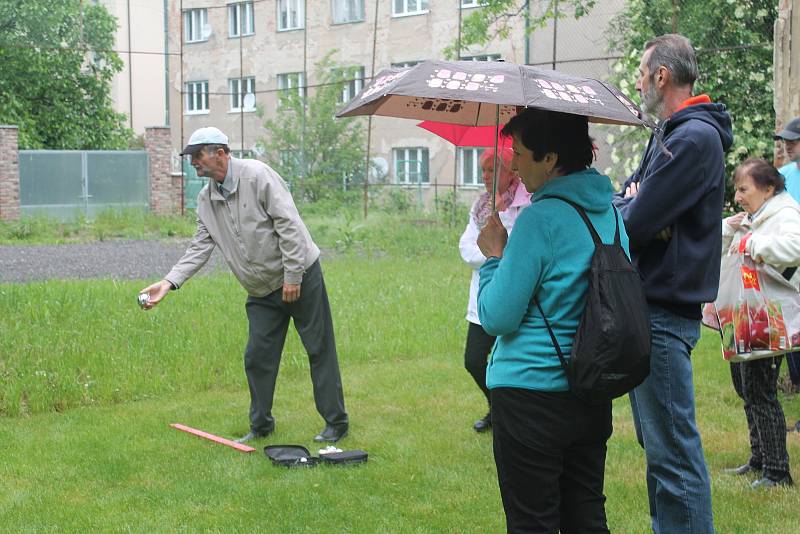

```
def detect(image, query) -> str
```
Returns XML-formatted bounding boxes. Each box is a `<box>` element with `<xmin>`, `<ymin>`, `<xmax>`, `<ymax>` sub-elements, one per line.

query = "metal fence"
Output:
<box><xmin>19</xmin><ymin>150</ymin><xmax>149</xmax><ymax>221</ymax></box>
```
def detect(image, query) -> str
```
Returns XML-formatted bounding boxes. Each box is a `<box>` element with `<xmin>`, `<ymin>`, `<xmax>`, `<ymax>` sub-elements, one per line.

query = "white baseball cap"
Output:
<box><xmin>180</xmin><ymin>127</ymin><xmax>229</xmax><ymax>156</ymax></box>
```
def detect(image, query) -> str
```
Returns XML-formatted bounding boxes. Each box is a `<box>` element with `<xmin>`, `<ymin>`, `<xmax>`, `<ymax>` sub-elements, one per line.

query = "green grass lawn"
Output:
<box><xmin>2</xmin><ymin>215</ymin><xmax>800</xmax><ymax>532</ymax></box>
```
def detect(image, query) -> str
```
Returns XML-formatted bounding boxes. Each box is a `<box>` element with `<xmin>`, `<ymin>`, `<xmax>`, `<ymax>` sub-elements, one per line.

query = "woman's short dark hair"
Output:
<box><xmin>501</xmin><ymin>108</ymin><xmax>593</xmax><ymax>175</ymax></box>
<box><xmin>733</xmin><ymin>158</ymin><xmax>785</xmax><ymax>193</ymax></box>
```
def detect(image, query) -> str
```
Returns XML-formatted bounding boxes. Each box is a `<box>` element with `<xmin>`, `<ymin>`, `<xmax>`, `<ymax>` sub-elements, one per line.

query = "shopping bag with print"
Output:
<box><xmin>710</xmin><ymin>251</ymin><xmax>800</xmax><ymax>362</ymax></box>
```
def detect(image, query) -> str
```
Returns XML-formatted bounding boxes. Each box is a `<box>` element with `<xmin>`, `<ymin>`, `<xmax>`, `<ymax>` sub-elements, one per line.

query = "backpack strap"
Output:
<box><xmin>531</xmin><ymin>196</ymin><xmax>623</xmax><ymax>372</ymax></box>
<box><xmin>543</xmin><ymin>195</ymin><xmax>621</xmax><ymax>246</ymax></box>
<box><xmin>533</xmin><ymin>296</ymin><xmax>569</xmax><ymax>374</ymax></box>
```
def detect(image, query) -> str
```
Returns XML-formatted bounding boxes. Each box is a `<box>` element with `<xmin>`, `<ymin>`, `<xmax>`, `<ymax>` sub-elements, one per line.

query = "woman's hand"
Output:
<box><xmin>477</xmin><ymin>213</ymin><xmax>508</xmax><ymax>259</ymax></box>
<box><xmin>725</xmin><ymin>212</ymin><xmax>746</xmax><ymax>232</ymax></box>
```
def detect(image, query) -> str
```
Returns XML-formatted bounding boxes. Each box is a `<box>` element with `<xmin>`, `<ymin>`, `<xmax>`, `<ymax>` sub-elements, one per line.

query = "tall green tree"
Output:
<box><xmin>603</xmin><ymin>0</ymin><xmax>775</xmax><ymax>208</ymax></box>
<box><xmin>259</xmin><ymin>53</ymin><xmax>370</xmax><ymax>203</ymax></box>
<box><xmin>0</xmin><ymin>0</ymin><xmax>132</xmax><ymax>149</ymax></box>
<box><xmin>445</xmin><ymin>0</ymin><xmax>596</xmax><ymax>58</ymax></box>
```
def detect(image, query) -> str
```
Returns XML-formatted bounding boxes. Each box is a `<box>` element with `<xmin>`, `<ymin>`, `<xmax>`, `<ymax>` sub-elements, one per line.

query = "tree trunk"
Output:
<box><xmin>774</xmin><ymin>0</ymin><xmax>799</xmax><ymax>166</ymax></box>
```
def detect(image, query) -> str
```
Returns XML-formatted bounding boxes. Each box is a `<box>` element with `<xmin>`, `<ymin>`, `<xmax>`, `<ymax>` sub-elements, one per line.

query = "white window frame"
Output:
<box><xmin>394</xmin><ymin>147</ymin><xmax>429</xmax><ymax>184</ymax></box>
<box><xmin>459</xmin><ymin>148</ymin><xmax>484</xmax><ymax>186</ymax></box>
<box><xmin>228</xmin><ymin>2</ymin><xmax>255</xmax><ymax>37</ymax></box>
<box><xmin>228</xmin><ymin>77</ymin><xmax>256</xmax><ymax>112</ymax></box>
<box><xmin>278</xmin><ymin>0</ymin><xmax>304</xmax><ymax>31</ymax></box>
<box><xmin>331</xmin><ymin>0</ymin><xmax>365</xmax><ymax>24</ymax></box>
<box><xmin>462</xmin><ymin>53</ymin><xmax>502</xmax><ymax>61</ymax></box>
<box><xmin>336</xmin><ymin>66</ymin><xmax>365</xmax><ymax>104</ymax></box>
<box><xmin>391</xmin><ymin>60</ymin><xmax>421</xmax><ymax>69</ymax></box>
<box><xmin>184</xmin><ymin>8</ymin><xmax>208</xmax><ymax>43</ymax></box>
<box><xmin>460</xmin><ymin>0</ymin><xmax>486</xmax><ymax>8</ymax></box>
<box><xmin>392</xmin><ymin>0</ymin><xmax>429</xmax><ymax>17</ymax></box>
<box><xmin>276</xmin><ymin>72</ymin><xmax>306</xmax><ymax>104</ymax></box>
<box><xmin>185</xmin><ymin>80</ymin><xmax>209</xmax><ymax>114</ymax></box>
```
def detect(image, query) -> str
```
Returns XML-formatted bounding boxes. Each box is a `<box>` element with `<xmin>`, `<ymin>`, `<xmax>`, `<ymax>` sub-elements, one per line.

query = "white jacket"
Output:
<box><xmin>722</xmin><ymin>191</ymin><xmax>800</xmax><ymax>288</ymax></box>
<box><xmin>459</xmin><ymin>184</ymin><xmax>531</xmax><ymax>324</ymax></box>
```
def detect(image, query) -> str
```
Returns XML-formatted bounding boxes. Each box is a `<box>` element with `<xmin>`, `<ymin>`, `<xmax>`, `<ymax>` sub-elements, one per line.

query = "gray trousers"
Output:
<box><xmin>244</xmin><ymin>260</ymin><xmax>347</xmax><ymax>433</ymax></box>
<box><xmin>730</xmin><ymin>357</ymin><xmax>789</xmax><ymax>477</ymax></box>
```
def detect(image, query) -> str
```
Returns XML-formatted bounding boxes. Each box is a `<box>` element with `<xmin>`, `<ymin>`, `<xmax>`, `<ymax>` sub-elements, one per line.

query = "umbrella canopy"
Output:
<box><xmin>417</xmin><ymin>121</ymin><xmax>512</xmax><ymax>148</ymax></box>
<box><xmin>337</xmin><ymin>60</ymin><xmax>646</xmax><ymax>127</ymax></box>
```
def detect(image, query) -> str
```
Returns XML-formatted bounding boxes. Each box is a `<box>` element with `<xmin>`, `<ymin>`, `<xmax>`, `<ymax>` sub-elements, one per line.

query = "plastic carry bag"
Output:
<box><xmin>704</xmin><ymin>252</ymin><xmax>800</xmax><ymax>362</ymax></box>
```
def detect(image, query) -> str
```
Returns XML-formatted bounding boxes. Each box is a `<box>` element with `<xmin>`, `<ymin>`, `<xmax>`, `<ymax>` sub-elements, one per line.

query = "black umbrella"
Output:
<box><xmin>337</xmin><ymin>60</ymin><xmax>646</xmax><ymax>127</ymax></box>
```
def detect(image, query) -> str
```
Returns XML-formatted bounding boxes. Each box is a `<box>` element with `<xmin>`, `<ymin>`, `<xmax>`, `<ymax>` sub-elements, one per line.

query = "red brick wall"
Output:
<box><xmin>0</xmin><ymin>126</ymin><xmax>20</xmax><ymax>221</ymax></box>
<box><xmin>145</xmin><ymin>126</ymin><xmax>182</xmax><ymax>215</ymax></box>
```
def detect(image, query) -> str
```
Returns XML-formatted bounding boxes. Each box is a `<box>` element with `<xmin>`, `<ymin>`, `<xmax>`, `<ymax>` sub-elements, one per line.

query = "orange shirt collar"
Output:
<box><xmin>675</xmin><ymin>94</ymin><xmax>712</xmax><ymax>113</ymax></box>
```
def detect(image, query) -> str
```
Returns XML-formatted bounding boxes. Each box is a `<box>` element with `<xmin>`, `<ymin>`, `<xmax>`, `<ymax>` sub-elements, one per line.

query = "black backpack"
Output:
<box><xmin>534</xmin><ymin>197</ymin><xmax>651</xmax><ymax>404</ymax></box>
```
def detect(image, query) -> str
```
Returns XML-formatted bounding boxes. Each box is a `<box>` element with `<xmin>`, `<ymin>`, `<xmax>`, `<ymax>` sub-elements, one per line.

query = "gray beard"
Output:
<box><xmin>641</xmin><ymin>78</ymin><xmax>665</xmax><ymax>120</ymax></box>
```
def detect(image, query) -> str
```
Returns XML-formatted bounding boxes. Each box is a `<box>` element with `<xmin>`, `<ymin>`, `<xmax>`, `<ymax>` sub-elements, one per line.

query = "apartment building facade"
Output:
<box><xmin>166</xmin><ymin>1</ymin><xmax>624</xmax><ymax>204</ymax></box>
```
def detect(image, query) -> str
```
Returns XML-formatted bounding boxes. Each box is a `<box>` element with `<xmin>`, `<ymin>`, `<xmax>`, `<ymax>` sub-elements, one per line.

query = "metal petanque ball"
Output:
<box><xmin>137</xmin><ymin>292</ymin><xmax>150</xmax><ymax>309</ymax></box>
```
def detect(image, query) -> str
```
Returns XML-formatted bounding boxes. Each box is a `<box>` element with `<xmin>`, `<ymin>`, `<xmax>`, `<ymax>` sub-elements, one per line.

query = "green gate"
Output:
<box><xmin>182</xmin><ymin>160</ymin><xmax>207</xmax><ymax>210</ymax></box>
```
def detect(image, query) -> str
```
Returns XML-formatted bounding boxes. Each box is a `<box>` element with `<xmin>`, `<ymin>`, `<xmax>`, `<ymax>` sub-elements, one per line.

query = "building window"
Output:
<box><xmin>184</xmin><ymin>8</ymin><xmax>208</xmax><ymax>43</ymax></box>
<box><xmin>229</xmin><ymin>2</ymin><xmax>255</xmax><ymax>37</ymax></box>
<box><xmin>332</xmin><ymin>0</ymin><xmax>364</xmax><ymax>24</ymax></box>
<box><xmin>229</xmin><ymin>77</ymin><xmax>256</xmax><ymax>111</ymax></box>
<box><xmin>462</xmin><ymin>53</ymin><xmax>502</xmax><ymax>61</ymax></box>
<box><xmin>277</xmin><ymin>72</ymin><xmax>306</xmax><ymax>105</ymax></box>
<box><xmin>335</xmin><ymin>66</ymin><xmax>365</xmax><ymax>103</ymax></box>
<box><xmin>391</xmin><ymin>60</ymin><xmax>421</xmax><ymax>68</ymax></box>
<box><xmin>185</xmin><ymin>81</ymin><xmax>209</xmax><ymax>113</ymax></box>
<box><xmin>392</xmin><ymin>0</ymin><xmax>429</xmax><ymax>17</ymax></box>
<box><xmin>460</xmin><ymin>0</ymin><xmax>486</xmax><ymax>7</ymax></box>
<box><xmin>278</xmin><ymin>0</ymin><xmax>304</xmax><ymax>31</ymax></box>
<box><xmin>394</xmin><ymin>147</ymin><xmax>429</xmax><ymax>184</ymax></box>
<box><xmin>459</xmin><ymin>148</ymin><xmax>484</xmax><ymax>186</ymax></box>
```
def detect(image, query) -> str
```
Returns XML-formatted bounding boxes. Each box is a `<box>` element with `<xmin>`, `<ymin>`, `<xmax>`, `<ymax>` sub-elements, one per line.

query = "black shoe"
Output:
<box><xmin>751</xmin><ymin>474</ymin><xmax>794</xmax><ymax>489</ymax></box>
<box><xmin>724</xmin><ymin>463</ymin><xmax>761</xmax><ymax>476</ymax></box>
<box><xmin>473</xmin><ymin>412</ymin><xmax>492</xmax><ymax>433</ymax></box>
<box><xmin>235</xmin><ymin>426</ymin><xmax>274</xmax><ymax>444</ymax></box>
<box><xmin>314</xmin><ymin>423</ymin><xmax>348</xmax><ymax>443</ymax></box>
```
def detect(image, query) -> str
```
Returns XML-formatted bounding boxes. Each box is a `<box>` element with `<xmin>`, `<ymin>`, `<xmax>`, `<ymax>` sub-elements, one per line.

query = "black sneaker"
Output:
<box><xmin>724</xmin><ymin>463</ymin><xmax>762</xmax><ymax>476</ymax></box>
<box><xmin>473</xmin><ymin>412</ymin><xmax>491</xmax><ymax>433</ymax></box>
<box><xmin>751</xmin><ymin>474</ymin><xmax>794</xmax><ymax>489</ymax></box>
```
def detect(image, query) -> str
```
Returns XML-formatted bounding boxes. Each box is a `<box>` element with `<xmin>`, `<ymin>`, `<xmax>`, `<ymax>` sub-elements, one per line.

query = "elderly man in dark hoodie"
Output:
<box><xmin>613</xmin><ymin>34</ymin><xmax>733</xmax><ymax>534</ymax></box>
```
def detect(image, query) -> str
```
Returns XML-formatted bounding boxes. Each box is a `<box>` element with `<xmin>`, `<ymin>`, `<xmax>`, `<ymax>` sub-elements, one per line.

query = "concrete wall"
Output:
<box><xmin>101</xmin><ymin>0</ymin><xmax>168</xmax><ymax>136</ymax></box>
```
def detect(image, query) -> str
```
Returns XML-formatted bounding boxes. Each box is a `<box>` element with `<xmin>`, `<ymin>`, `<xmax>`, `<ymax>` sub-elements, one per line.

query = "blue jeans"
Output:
<box><xmin>629</xmin><ymin>304</ymin><xmax>714</xmax><ymax>534</ymax></box>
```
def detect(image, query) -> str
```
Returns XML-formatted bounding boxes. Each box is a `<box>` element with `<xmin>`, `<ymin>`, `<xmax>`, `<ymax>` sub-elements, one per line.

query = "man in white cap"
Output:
<box><xmin>140</xmin><ymin>126</ymin><xmax>349</xmax><ymax>443</ymax></box>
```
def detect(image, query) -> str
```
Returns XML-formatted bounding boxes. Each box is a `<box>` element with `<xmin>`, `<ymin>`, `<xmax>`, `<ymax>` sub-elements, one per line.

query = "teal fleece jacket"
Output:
<box><xmin>478</xmin><ymin>168</ymin><xmax>630</xmax><ymax>392</ymax></box>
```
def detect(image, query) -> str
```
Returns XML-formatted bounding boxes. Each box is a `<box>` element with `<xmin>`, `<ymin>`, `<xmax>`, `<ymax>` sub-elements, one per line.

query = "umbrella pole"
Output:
<box><xmin>491</xmin><ymin>104</ymin><xmax>500</xmax><ymax>212</ymax></box>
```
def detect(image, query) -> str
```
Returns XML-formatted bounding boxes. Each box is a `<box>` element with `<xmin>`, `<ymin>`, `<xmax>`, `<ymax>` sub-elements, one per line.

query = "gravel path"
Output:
<box><xmin>0</xmin><ymin>240</ymin><xmax>229</xmax><ymax>283</ymax></box>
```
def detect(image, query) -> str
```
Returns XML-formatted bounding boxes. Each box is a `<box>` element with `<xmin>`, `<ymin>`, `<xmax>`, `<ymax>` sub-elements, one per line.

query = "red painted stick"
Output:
<box><xmin>170</xmin><ymin>423</ymin><xmax>256</xmax><ymax>453</ymax></box>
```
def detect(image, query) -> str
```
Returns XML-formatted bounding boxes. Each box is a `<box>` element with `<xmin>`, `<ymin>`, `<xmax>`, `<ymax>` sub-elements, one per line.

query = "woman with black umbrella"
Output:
<box><xmin>477</xmin><ymin>107</ymin><xmax>630</xmax><ymax>532</ymax></box>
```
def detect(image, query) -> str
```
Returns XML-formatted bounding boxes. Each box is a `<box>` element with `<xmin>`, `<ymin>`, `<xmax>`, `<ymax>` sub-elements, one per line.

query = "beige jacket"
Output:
<box><xmin>165</xmin><ymin>157</ymin><xmax>320</xmax><ymax>297</ymax></box>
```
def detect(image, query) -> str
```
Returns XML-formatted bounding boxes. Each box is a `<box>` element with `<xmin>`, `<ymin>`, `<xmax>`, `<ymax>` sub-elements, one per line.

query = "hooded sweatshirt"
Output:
<box><xmin>478</xmin><ymin>168</ymin><xmax>630</xmax><ymax>392</ymax></box>
<box><xmin>613</xmin><ymin>100</ymin><xmax>734</xmax><ymax>318</ymax></box>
